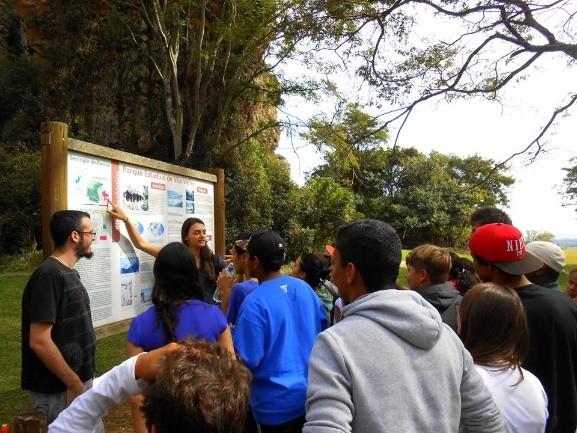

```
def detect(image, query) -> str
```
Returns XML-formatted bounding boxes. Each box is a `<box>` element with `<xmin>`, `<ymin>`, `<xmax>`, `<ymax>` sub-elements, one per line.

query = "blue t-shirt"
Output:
<box><xmin>226</xmin><ymin>280</ymin><xmax>258</xmax><ymax>325</ymax></box>
<box><xmin>233</xmin><ymin>275</ymin><xmax>327</xmax><ymax>425</ymax></box>
<box><xmin>128</xmin><ymin>299</ymin><xmax>227</xmax><ymax>351</ymax></box>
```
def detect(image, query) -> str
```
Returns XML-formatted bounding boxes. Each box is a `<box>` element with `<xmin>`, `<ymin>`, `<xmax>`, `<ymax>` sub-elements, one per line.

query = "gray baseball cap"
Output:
<box><xmin>526</xmin><ymin>241</ymin><xmax>565</xmax><ymax>273</ymax></box>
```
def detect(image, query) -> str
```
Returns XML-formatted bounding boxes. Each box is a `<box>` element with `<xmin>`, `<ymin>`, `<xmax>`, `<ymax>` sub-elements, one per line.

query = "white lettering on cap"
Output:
<box><xmin>506</xmin><ymin>238</ymin><xmax>525</xmax><ymax>256</ymax></box>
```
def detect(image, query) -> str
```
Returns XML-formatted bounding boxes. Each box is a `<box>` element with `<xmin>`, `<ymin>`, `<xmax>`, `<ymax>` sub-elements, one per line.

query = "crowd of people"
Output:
<box><xmin>19</xmin><ymin>206</ymin><xmax>577</xmax><ymax>433</ymax></box>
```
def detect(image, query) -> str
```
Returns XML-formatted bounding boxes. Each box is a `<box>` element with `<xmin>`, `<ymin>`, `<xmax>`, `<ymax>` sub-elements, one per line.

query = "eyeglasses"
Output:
<box><xmin>76</xmin><ymin>230</ymin><xmax>96</xmax><ymax>240</ymax></box>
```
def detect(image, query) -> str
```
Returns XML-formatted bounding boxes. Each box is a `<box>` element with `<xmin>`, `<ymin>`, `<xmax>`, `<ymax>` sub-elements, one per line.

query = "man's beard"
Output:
<box><xmin>76</xmin><ymin>242</ymin><xmax>94</xmax><ymax>259</ymax></box>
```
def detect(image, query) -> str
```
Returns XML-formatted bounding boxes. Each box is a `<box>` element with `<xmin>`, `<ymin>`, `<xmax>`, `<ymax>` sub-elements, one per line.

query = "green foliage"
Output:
<box><xmin>306</xmin><ymin>104</ymin><xmax>514</xmax><ymax>248</ymax></box>
<box><xmin>0</xmin><ymin>146</ymin><xmax>41</xmax><ymax>255</ymax></box>
<box><xmin>0</xmin><ymin>56</ymin><xmax>44</xmax><ymax>147</ymax></box>
<box><xmin>297</xmin><ymin>176</ymin><xmax>363</xmax><ymax>249</ymax></box>
<box><xmin>304</xmin><ymin>102</ymin><xmax>388</xmax><ymax>190</ymax></box>
<box><xmin>223</xmin><ymin>137</ymin><xmax>299</xmax><ymax>244</ymax></box>
<box><xmin>525</xmin><ymin>230</ymin><xmax>556</xmax><ymax>243</ymax></box>
<box><xmin>562</xmin><ymin>157</ymin><xmax>577</xmax><ymax>213</ymax></box>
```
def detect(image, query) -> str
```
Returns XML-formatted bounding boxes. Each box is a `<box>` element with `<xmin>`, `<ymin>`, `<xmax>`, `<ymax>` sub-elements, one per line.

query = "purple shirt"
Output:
<box><xmin>128</xmin><ymin>299</ymin><xmax>227</xmax><ymax>351</ymax></box>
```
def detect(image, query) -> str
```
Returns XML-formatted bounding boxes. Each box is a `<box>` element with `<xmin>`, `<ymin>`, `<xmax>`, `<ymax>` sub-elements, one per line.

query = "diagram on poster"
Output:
<box><xmin>67</xmin><ymin>151</ymin><xmax>216</xmax><ymax>328</ymax></box>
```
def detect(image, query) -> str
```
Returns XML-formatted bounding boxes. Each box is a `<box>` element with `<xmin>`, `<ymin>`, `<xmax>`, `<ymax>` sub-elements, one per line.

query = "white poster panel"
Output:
<box><xmin>67</xmin><ymin>151</ymin><xmax>215</xmax><ymax>328</ymax></box>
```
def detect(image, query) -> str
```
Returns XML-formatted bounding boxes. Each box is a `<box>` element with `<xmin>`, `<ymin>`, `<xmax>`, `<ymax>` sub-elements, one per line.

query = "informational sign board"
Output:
<box><xmin>40</xmin><ymin>122</ymin><xmax>225</xmax><ymax>332</ymax></box>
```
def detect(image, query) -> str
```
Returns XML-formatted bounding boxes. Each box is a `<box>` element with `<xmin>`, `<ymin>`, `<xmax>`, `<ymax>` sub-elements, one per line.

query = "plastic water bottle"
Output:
<box><xmin>213</xmin><ymin>263</ymin><xmax>234</xmax><ymax>303</ymax></box>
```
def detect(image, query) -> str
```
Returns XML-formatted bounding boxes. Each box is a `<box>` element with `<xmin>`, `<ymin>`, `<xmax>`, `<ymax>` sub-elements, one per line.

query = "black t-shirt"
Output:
<box><xmin>517</xmin><ymin>284</ymin><xmax>577</xmax><ymax>433</ymax></box>
<box><xmin>21</xmin><ymin>258</ymin><xmax>96</xmax><ymax>393</ymax></box>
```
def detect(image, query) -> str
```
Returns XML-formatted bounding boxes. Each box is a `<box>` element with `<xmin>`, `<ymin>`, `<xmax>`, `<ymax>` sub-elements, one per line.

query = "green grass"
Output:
<box><xmin>0</xmin><ymin>271</ymin><xmax>127</xmax><ymax>425</ymax></box>
<box><xmin>561</xmin><ymin>248</ymin><xmax>577</xmax><ymax>290</ymax></box>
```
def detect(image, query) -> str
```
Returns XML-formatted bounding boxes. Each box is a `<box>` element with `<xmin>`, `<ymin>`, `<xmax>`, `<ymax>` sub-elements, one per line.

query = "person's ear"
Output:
<box><xmin>249</xmin><ymin>255</ymin><xmax>261</xmax><ymax>272</ymax></box>
<box><xmin>70</xmin><ymin>230</ymin><xmax>81</xmax><ymax>244</ymax></box>
<box><xmin>418</xmin><ymin>268</ymin><xmax>429</xmax><ymax>284</ymax></box>
<box><xmin>536</xmin><ymin>265</ymin><xmax>547</xmax><ymax>276</ymax></box>
<box><xmin>345</xmin><ymin>262</ymin><xmax>357</xmax><ymax>285</ymax></box>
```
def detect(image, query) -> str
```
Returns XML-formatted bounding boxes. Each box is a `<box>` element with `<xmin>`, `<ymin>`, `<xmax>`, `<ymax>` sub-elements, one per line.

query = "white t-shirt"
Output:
<box><xmin>474</xmin><ymin>364</ymin><xmax>548</xmax><ymax>433</ymax></box>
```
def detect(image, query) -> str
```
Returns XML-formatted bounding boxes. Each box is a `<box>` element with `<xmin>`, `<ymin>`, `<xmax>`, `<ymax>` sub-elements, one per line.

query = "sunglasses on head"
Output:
<box><xmin>234</xmin><ymin>239</ymin><xmax>249</xmax><ymax>252</ymax></box>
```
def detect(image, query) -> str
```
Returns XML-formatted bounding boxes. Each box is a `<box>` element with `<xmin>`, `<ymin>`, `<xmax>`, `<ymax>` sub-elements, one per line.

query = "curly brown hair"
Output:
<box><xmin>142</xmin><ymin>340</ymin><xmax>252</xmax><ymax>433</ymax></box>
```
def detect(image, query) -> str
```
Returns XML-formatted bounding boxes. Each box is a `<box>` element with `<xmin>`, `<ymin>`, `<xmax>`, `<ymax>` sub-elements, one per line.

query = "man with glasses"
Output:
<box><xmin>21</xmin><ymin>210</ymin><xmax>100</xmax><ymax>428</ymax></box>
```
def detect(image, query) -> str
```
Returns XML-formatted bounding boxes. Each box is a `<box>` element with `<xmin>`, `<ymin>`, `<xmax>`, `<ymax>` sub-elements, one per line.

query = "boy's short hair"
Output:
<box><xmin>406</xmin><ymin>244</ymin><xmax>452</xmax><ymax>285</ymax></box>
<box><xmin>469</xmin><ymin>207</ymin><xmax>512</xmax><ymax>227</ymax></box>
<box><xmin>335</xmin><ymin>219</ymin><xmax>401</xmax><ymax>292</ymax></box>
<box><xmin>142</xmin><ymin>340</ymin><xmax>251</xmax><ymax>433</ymax></box>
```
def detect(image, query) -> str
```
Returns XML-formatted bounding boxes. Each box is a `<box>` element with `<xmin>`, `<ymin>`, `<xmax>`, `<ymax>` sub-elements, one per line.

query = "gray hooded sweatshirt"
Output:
<box><xmin>304</xmin><ymin>289</ymin><xmax>504</xmax><ymax>433</ymax></box>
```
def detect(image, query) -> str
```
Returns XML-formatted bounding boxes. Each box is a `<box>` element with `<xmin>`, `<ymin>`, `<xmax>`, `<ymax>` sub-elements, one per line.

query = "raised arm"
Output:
<box><xmin>217</xmin><ymin>270</ymin><xmax>235</xmax><ymax>315</ymax></box>
<box><xmin>49</xmin><ymin>344</ymin><xmax>179</xmax><ymax>433</ymax></box>
<box><xmin>126</xmin><ymin>342</ymin><xmax>147</xmax><ymax>433</ymax></box>
<box><xmin>48</xmin><ymin>354</ymin><xmax>144</xmax><ymax>433</ymax></box>
<box><xmin>217</xmin><ymin>326</ymin><xmax>235</xmax><ymax>356</ymax></box>
<box><xmin>107</xmin><ymin>201</ymin><xmax>161</xmax><ymax>257</ymax></box>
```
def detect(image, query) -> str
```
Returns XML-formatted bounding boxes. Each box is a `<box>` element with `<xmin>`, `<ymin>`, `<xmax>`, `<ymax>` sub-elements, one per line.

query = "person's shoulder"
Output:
<box><xmin>25</xmin><ymin>258</ymin><xmax>66</xmax><ymax>287</ymax></box>
<box><xmin>282</xmin><ymin>274</ymin><xmax>313</xmax><ymax>290</ymax></box>
<box><xmin>520</xmin><ymin>367</ymin><xmax>545</xmax><ymax>388</ymax></box>
<box><xmin>33</xmin><ymin>258</ymin><xmax>65</xmax><ymax>275</ymax></box>
<box><xmin>235</xmin><ymin>279</ymin><xmax>259</xmax><ymax>293</ymax></box>
<box><xmin>183</xmin><ymin>299</ymin><xmax>218</xmax><ymax>311</ymax></box>
<box><xmin>131</xmin><ymin>305</ymin><xmax>158</xmax><ymax>328</ymax></box>
<box><xmin>212</xmin><ymin>254</ymin><xmax>224</xmax><ymax>269</ymax></box>
<box><xmin>521</xmin><ymin>283</ymin><xmax>577</xmax><ymax>309</ymax></box>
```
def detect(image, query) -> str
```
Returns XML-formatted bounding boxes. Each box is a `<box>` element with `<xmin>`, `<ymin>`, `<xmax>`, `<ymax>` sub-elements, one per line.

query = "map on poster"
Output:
<box><xmin>67</xmin><ymin>151</ymin><xmax>215</xmax><ymax>327</ymax></box>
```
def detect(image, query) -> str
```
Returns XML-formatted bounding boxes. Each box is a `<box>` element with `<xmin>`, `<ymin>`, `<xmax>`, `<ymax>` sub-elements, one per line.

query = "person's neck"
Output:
<box><xmin>257</xmin><ymin>271</ymin><xmax>282</xmax><ymax>284</ymax></box>
<box><xmin>51</xmin><ymin>248</ymin><xmax>78</xmax><ymax>269</ymax></box>
<box><xmin>191</xmin><ymin>247</ymin><xmax>202</xmax><ymax>265</ymax></box>
<box><xmin>493</xmin><ymin>273</ymin><xmax>531</xmax><ymax>289</ymax></box>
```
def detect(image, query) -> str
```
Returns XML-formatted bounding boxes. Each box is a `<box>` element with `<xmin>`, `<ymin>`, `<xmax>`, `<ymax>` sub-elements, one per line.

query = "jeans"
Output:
<box><xmin>28</xmin><ymin>378</ymin><xmax>105</xmax><ymax>432</ymax></box>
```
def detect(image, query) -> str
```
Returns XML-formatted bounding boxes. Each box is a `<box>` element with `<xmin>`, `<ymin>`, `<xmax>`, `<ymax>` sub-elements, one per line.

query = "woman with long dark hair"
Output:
<box><xmin>458</xmin><ymin>283</ymin><xmax>548</xmax><ymax>433</ymax></box>
<box><xmin>126</xmin><ymin>242</ymin><xmax>233</xmax><ymax>433</ymax></box>
<box><xmin>108</xmin><ymin>202</ymin><xmax>223</xmax><ymax>301</ymax></box>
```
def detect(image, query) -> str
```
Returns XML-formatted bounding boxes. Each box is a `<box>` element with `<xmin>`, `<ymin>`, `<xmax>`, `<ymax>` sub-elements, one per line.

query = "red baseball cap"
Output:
<box><xmin>469</xmin><ymin>223</ymin><xmax>542</xmax><ymax>275</ymax></box>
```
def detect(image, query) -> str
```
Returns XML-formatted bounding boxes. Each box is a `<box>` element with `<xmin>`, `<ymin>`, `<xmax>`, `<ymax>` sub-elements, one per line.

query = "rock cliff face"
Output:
<box><xmin>0</xmin><ymin>2</ymin><xmax>30</xmax><ymax>56</ymax></box>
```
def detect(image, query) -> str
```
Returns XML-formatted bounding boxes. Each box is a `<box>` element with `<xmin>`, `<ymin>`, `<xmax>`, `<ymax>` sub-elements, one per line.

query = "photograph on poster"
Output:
<box><xmin>121</xmin><ymin>281</ymin><xmax>133</xmax><ymax>307</ymax></box>
<box><xmin>140</xmin><ymin>287</ymin><xmax>152</xmax><ymax>304</ymax></box>
<box><xmin>120</xmin><ymin>255</ymin><xmax>140</xmax><ymax>274</ymax></box>
<box><xmin>167</xmin><ymin>189</ymin><xmax>183</xmax><ymax>208</ymax></box>
<box><xmin>122</xmin><ymin>185</ymin><xmax>149</xmax><ymax>211</ymax></box>
<box><xmin>134</xmin><ymin>221</ymin><xmax>144</xmax><ymax>234</ymax></box>
<box><xmin>147</xmin><ymin>221</ymin><xmax>165</xmax><ymax>238</ymax></box>
<box><xmin>186</xmin><ymin>201</ymin><xmax>195</xmax><ymax>214</ymax></box>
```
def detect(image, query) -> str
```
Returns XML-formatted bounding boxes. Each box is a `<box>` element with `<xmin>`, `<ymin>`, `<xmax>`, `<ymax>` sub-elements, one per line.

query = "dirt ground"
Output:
<box><xmin>103</xmin><ymin>403</ymin><xmax>132</xmax><ymax>433</ymax></box>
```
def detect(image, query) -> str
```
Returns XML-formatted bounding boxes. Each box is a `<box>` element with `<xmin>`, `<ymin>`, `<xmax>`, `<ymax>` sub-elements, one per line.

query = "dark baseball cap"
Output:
<box><xmin>247</xmin><ymin>230</ymin><xmax>285</xmax><ymax>271</ymax></box>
